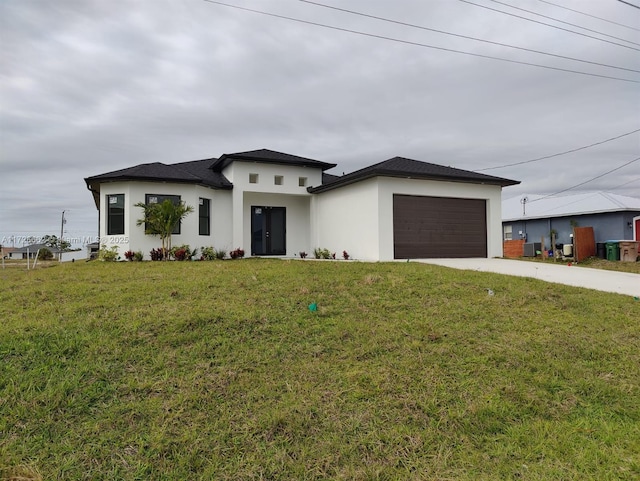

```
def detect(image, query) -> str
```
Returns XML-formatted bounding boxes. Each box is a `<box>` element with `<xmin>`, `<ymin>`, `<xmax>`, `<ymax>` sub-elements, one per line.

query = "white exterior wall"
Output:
<box><xmin>313</xmin><ymin>177</ymin><xmax>504</xmax><ymax>261</ymax></box>
<box><xmin>212</xmin><ymin>189</ymin><xmax>233</xmax><ymax>251</ymax></box>
<box><xmin>60</xmin><ymin>251</ymin><xmax>87</xmax><ymax>262</ymax></box>
<box><xmin>377</xmin><ymin>177</ymin><xmax>504</xmax><ymax>260</ymax></box>
<box><xmin>99</xmin><ymin>181</ymin><xmax>230</xmax><ymax>259</ymax></box>
<box><xmin>312</xmin><ymin>178</ymin><xmax>380</xmax><ymax>261</ymax></box>
<box><xmin>223</xmin><ymin>162</ymin><xmax>319</xmax><ymax>255</ymax></box>
<box><xmin>222</xmin><ymin>161</ymin><xmax>323</xmax><ymax>191</ymax></box>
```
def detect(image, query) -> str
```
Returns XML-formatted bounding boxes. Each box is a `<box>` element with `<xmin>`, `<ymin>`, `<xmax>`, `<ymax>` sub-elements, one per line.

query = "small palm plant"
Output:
<box><xmin>136</xmin><ymin>199</ymin><xmax>194</xmax><ymax>260</ymax></box>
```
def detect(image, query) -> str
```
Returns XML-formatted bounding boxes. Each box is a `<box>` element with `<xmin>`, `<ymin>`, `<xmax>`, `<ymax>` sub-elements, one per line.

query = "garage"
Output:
<box><xmin>393</xmin><ymin>194</ymin><xmax>487</xmax><ymax>259</ymax></box>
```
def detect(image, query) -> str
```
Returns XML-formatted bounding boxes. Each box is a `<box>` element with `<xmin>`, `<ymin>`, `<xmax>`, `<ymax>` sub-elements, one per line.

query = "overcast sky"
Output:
<box><xmin>1</xmin><ymin>0</ymin><xmax>639</xmax><ymax>248</ymax></box>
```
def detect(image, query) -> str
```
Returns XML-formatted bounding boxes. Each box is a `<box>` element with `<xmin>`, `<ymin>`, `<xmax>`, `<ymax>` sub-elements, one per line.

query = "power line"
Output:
<box><xmin>297</xmin><ymin>0</ymin><xmax>640</xmax><ymax>74</ymax></box>
<box><xmin>486</xmin><ymin>0</ymin><xmax>640</xmax><ymax>46</ymax></box>
<box><xmin>457</xmin><ymin>0</ymin><xmax>640</xmax><ymax>52</ymax></box>
<box><xmin>530</xmin><ymin>156</ymin><xmax>640</xmax><ymax>202</ymax></box>
<box><xmin>610</xmin><ymin>177</ymin><xmax>640</xmax><ymax>189</ymax></box>
<box><xmin>478</xmin><ymin>128</ymin><xmax>640</xmax><ymax>171</ymax></box>
<box><xmin>535</xmin><ymin>0</ymin><xmax>640</xmax><ymax>32</ymax></box>
<box><xmin>202</xmin><ymin>1</ymin><xmax>640</xmax><ymax>83</ymax></box>
<box><xmin>618</xmin><ymin>0</ymin><xmax>640</xmax><ymax>10</ymax></box>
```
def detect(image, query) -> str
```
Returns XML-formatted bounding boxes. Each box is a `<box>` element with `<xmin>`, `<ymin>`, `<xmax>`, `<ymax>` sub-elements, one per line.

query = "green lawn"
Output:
<box><xmin>1</xmin><ymin>260</ymin><xmax>639</xmax><ymax>480</ymax></box>
<box><xmin>518</xmin><ymin>256</ymin><xmax>640</xmax><ymax>275</ymax></box>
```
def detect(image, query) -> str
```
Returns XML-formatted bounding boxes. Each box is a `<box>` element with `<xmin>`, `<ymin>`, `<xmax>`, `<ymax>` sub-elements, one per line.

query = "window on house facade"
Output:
<box><xmin>199</xmin><ymin>198</ymin><xmax>210</xmax><ymax>236</ymax></box>
<box><xmin>107</xmin><ymin>194</ymin><xmax>125</xmax><ymax>235</ymax></box>
<box><xmin>298</xmin><ymin>177</ymin><xmax>307</xmax><ymax>187</ymax></box>
<box><xmin>249</xmin><ymin>173</ymin><xmax>259</xmax><ymax>184</ymax></box>
<box><xmin>503</xmin><ymin>225</ymin><xmax>513</xmax><ymax>241</ymax></box>
<box><xmin>274</xmin><ymin>175</ymin><xmax>283</xmax><ymax>185</ymax></box>
<box><xmin>145</xmin><ymin>194</ymin><xmax>182</xmax><ymax>234</ymax></box>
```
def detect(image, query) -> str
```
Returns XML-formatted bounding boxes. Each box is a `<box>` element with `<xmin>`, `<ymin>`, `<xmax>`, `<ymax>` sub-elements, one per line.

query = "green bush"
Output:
<box><xmin>200</xmin><ymin>246</ymin><xmax>216</xmax><ymax>261</ymax></box>
<box><xmin>313</xmin><ymin>247</ymin><xmax>332</xmax><ymax>259</ymax></box>
<box><xmin>99</xmin><ymin>245</ymin><xmax>119</xmax><ymax>262</ymax></box>
<box><xmin>171</xmin><ymin>244</ymin><xmax>192</xmax><ymax>261</ymax></box>
<box><xmin>37</xmin><ymin>248</ymin><xmax>54</xmax><ymax>260</ymax></box>
<box><xmin>199</xmin><ymin>246</ymin><xmax>226</xmax><ymax>260</ymax></box>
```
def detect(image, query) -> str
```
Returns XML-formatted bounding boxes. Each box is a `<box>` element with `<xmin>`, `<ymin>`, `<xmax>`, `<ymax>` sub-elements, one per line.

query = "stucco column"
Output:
<box><xmin>232</xmin><ymin>189</ymin><xmax>244</xmax><ymax>250</ymax></box>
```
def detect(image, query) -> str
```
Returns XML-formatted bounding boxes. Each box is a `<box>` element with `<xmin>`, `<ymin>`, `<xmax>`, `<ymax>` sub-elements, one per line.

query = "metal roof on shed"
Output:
<box><xmin>502</xmin><ymin>192</ymin><xmax>640</xmax><ymax>221</ymax></box>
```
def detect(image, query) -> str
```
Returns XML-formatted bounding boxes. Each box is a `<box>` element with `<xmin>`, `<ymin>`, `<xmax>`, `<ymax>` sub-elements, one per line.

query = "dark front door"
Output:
<box><xmin>251</xmin><ymin>206</ymin><xmax>286</xmax><ymax>255</ymax></box>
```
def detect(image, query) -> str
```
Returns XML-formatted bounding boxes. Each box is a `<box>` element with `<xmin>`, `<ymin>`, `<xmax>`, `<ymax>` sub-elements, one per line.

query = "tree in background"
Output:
<box><xmin>135</xmin><ymin>199</ymin><xmax>194</xmax><ymax>260</ymax></box>
<box><xmin>41</xmin><ymin>234</ymin><xmax>71</xmax><ymax>251</ymax></box>
<box><xmin>37</xmin><ymin>248</ymin><xmax>53</xmax><ymax>260</ymax></box>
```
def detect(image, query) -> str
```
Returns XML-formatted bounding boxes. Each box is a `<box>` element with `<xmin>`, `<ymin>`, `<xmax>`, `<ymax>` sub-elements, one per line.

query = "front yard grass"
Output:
<box><xmin>516</xmin><ymin>255</ymin><xmax>640</xmax><ymax>275</ymax></box>
<box><xmin>1</xmin><ymin>260</ymin><xmax>638</xmax><ymax>480</ymax></box>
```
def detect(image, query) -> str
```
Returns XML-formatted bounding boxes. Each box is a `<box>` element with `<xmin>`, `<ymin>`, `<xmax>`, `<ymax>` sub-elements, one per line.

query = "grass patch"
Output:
<box><xmin>1</xmin><ymin>260</ymin><xmax>639</xmax><ymax>480</ymax></box>
<box><xmin>517</xmin><ymin>256</ymin><xmax>640</xmax><ymax>274</ymax></box>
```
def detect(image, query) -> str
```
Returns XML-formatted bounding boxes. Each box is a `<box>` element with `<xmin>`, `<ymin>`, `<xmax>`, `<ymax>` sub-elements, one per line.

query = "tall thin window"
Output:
<box><xmin>199</xmin><ymin>198</ymin><xmax>210</xmax><ymax>236</ymax></box>
<box><xmin>503</xmin><ymin>225</ymin><xmax>513</xmax><ymax>241</ymax></box>
<box><xmin>107</xmin><ymin>194</ymin><xmax>125</xmax><ymax>235</ymax></box>
<box><xmin>145</xmin><ymin>194</ymin><xmax>181</xmax><ymax>234</ymax></box>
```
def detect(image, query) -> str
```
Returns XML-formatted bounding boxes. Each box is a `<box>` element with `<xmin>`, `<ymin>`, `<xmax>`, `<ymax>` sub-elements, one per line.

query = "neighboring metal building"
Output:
<box><xmin>502</xmin><ymin>192</ymin><xmax>640</xmax><ymax>249</ymax></box>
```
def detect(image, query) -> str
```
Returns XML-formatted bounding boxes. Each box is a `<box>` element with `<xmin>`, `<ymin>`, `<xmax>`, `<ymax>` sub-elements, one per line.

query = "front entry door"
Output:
<box><xmin>251</xmin><ymin>206</ymin><xmax>286</xmax><ymax>255</ymax></box>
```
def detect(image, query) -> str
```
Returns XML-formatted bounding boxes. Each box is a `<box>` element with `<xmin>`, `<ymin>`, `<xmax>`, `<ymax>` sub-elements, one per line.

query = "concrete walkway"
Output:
<box><xmin>416</xmin><ymin>258</ymin><xmax>640</xmax><ymax>298</ymax></box>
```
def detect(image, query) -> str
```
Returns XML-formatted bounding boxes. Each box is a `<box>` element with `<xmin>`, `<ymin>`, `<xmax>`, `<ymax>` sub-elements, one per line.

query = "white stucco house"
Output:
<box><xmin>85</xmin><ymin>149</ymin><xmax>519</xmax><ymax>261</ymax></box>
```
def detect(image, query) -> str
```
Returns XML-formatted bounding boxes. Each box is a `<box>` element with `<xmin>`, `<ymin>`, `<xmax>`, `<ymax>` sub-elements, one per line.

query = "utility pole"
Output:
<box><xmin>59</xmin><ymin>210</ymin><xmax>66</xmax><ymax>261</ymax></box>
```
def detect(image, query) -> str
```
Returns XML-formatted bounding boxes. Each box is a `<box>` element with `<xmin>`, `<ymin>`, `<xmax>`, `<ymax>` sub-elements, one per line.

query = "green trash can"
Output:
<box><xmin>605</xmin><ymin>241</ymin><xmax>620</xmax><ymax>261</ymax></box>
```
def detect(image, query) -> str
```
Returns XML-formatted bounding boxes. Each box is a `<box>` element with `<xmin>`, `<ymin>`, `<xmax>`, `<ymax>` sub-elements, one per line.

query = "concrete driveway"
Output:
<box><xmin>415</xmin><ymin>258</ymin><xmax>640</xmax><ymax>298</ymax></box>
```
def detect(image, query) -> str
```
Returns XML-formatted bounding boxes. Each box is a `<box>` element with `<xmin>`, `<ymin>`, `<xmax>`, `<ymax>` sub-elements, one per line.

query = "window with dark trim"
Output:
<box><xmin>145</xmin><ymin>194</ymin><xmax>181</xmax><ymax>234</ymax></box>
<box><xmin>199</xmin><ymin>198</ymin><xmax>210</xmax><ymax>236</ymax></box>
<box><xmin>107</xmin><ymin>194</ymin><xmax>125</xmax><ymax>235</ymax></box>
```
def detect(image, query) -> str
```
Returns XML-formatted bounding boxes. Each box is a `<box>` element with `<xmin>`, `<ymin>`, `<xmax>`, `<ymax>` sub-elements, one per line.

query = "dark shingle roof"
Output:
<box><xmin>85</xmin><ymin>149</ymin><xmax>332</xmax><ymax>196</ymax></box>
<box><xmin>322</xmin><ymin>172</ymin><xmax>341</xmax><ymax>184</ymax></box>
<box><xmin>86</xmin><ymin>162</ymin><xmax>200</xmax><ymax>183</ymax></box>
<box><xmin>84</xmin><ymin>159</ymin><xmax>233</xmax><ymax>190</ymax></box>
<box><xmin>172</xmin><ymin>158</ymin><xmax>233</xmax><ymax>189</ymax></box>
<box><xmin>212</xmin><ymin>148</ymin><xmax>336</xmax><ymax>171</ymax></box>
<box><xmin>84</xmin><ymin>159</ymin><xmax>234</xmax><ymax>209</ymax></box>
<box><xmin>309</xmin><ymin>156</ymin><xmax>519</xmax><ymax>193</ymax></box>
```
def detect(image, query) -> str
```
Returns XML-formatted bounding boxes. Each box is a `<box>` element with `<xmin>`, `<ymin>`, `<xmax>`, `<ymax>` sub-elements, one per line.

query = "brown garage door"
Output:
<box><xmin>393</xmin><ymin>194</ymin><xmax>487</xmax><ymax>258</ymax></box>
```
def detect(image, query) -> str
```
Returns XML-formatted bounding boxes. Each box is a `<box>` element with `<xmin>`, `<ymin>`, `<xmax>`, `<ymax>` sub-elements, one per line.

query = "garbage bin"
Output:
<box><xmin>619</xmin><ymin>240</ymin><xmax>639</xmax><ymax>262</ymax></box>
<box><xmin>596</xmin><ymin>242</ymin><xmax>606</xmax><ymax>259</ymax></box>
<box><xmin>605</xmin><ymin>241</ymin><xmax>620</xmax><ymax>261</ymax></box>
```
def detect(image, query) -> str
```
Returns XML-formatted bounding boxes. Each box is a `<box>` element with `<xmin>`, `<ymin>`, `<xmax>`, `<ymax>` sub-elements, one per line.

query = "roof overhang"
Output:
<box><xmin>84</xmin><ymin>176</ymin><xmax>233</xmax><ymax>210</ymax></box>
<box><xmin>308</xmin><ymin>170</ymin><xmax>520</xmax><ymax>194</ymax></box>
<box><xmin>212</xmin><ymin>152</ymin><xmax>337</xmax><ymax>172</ymax></box>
